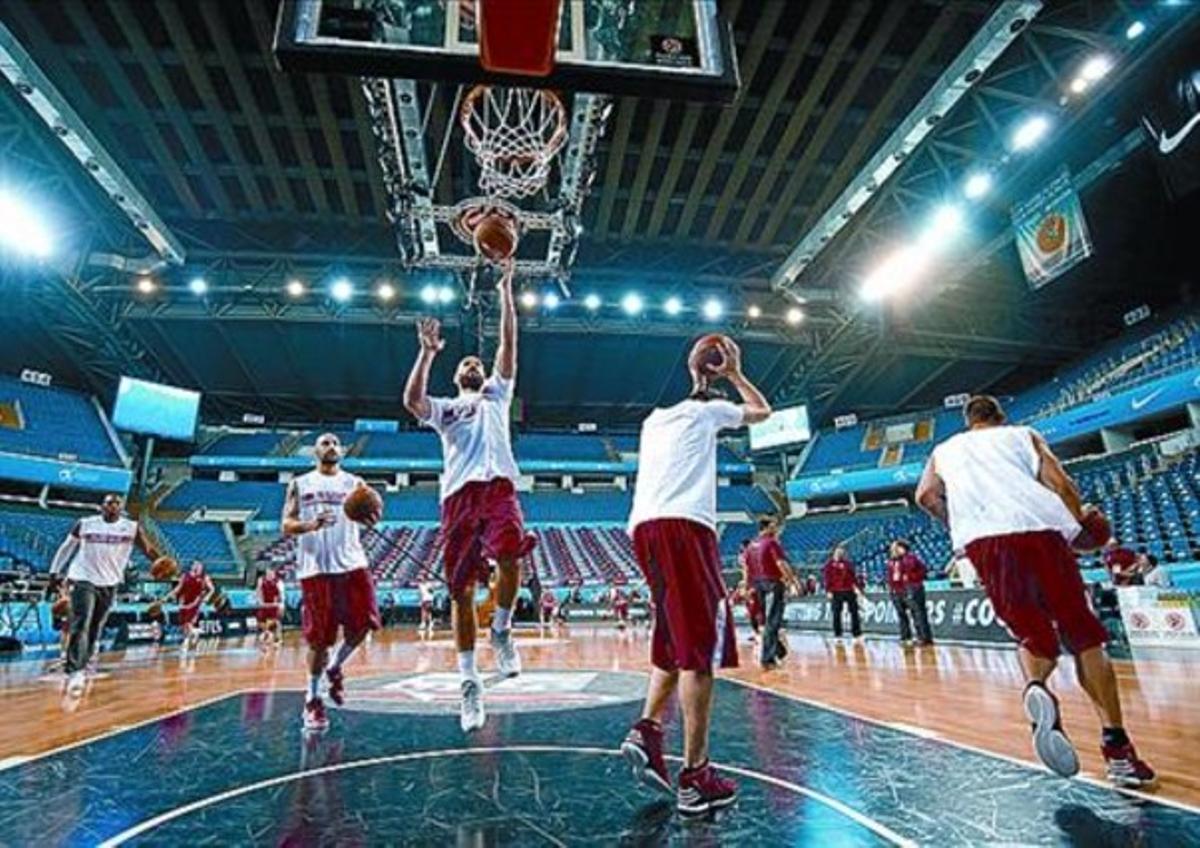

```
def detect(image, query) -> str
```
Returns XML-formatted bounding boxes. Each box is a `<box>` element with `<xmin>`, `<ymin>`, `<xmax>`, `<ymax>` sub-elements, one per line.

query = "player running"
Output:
<box><xmin>255</xmin><ymin>566</ymin><xmax>285</xmax><ymax>648</ymax></box>
<box><xmin>164</xmin><ymin>560</ymin><xmax>215</xmax><ymax>653</ymax></box>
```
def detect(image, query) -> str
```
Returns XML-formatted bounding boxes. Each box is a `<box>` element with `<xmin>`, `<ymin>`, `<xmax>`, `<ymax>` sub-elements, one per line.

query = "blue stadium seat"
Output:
<box><xmin>161</xmin><ymin>479</ymin><xmax>287</xmax><ymax>518</ymax></box>
<box><xmin>0</xmin><ymin>376</ymin><xmax>122</xmax><ymax>466</ymax></box>
<box><xmin>158</xmin><ymin>521</ymin><xmax>240</xmax><ymax>574</ymax></box>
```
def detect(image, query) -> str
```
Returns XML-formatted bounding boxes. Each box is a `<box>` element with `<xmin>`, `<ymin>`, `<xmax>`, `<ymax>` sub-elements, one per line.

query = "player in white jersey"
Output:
<box><xmin>282</xmin><ymin>432</ymin><xmax>382</xmax><ymax>733</ymax></box>
<box><xmin>620</xmin><ymin>335</ymin><xmax>770</xmax><ymax>816</ymax></box>
<box><xmin>917</xmin><ymin>395</ymin><xmax>1155</xmax><ymax>788</ymax></box>
<box><xmin>404</xmin><ymin>261</ymin><xmax>535</xmax><ymax>733</ymax></box>
<box><xmin>49</xmin><ymin>492</ymin><xmax>163</xmax><ymax>695</ymax></box>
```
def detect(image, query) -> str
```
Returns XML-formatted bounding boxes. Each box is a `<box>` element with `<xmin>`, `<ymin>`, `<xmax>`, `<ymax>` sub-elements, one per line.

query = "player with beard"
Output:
<box><xmin>283</xmin><ymin>432</ymin><xmax>382</xmax><ymax>733</ymax></box>
<box><xmin>404</xmin><ymin>262</ymin><xmax>535</xmax><ymax>733</ymax></box>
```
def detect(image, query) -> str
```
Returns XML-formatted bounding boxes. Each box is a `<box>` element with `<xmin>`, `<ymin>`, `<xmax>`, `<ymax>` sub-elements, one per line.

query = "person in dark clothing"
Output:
<box><xmin>822</xmin><ymin>545</ymin><xmax>862</xmax><ymax>639</ymax></box>
<box><xmin>886</xmin><ymin>540</ymin><xmax>933</xmax><ymax>645</ymax></box>
<box><xmin>743</xmin><ymin>517</ymin><xmax>798</xmax><ymax>669</ymax></box>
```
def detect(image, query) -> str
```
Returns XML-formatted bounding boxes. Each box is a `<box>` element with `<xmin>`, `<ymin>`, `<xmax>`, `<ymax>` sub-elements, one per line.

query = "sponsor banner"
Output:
<box><xmin>0</xmin><ymin>451</ymin><xmax>133</xmax><ymax>493</ymax></box>
<box><xmin>778</xmin><ymin>588</ymin><xmax>1013</xmax><ymax>644</ymax></box>
<box><xmin>1012</xmin><ymin>167</ymin><xmax>1093</xmax><ymax>289</ymax></box>
<box><xmin>787</xmin><ymin>462</ymin><xmax>923</xmax><ymax>500</ymax></box>
<box><xmin>1117</xmin><ymin>587</ymin><xmax>1200</xmax><ymax>648</ymax></box>
<box><xmin>1034</xmin><ymin>365</ymin><xmax>1200</xmax><ymax>444</ymax></box>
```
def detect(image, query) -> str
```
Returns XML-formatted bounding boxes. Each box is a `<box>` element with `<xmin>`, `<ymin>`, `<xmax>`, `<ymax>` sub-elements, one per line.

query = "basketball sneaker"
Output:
<box><xmin>326</xmin><ymin>667</ymin><xmax>345</xmax><ymax>706</ymax></box>
<box><xmin>676</xmin><ymin>762</ymin><xmax>738</xmax><ymax>816</ymax></box>
<box><xmin>460</xmin><ymin>678</ymin><xmax>486</xmax><ymax>733</ymax></box>
<box><xmin>1102</xmin><ymin>741</ymin><xmax>1157</xmax><ymax>788</ymax></box>
<box><xmin>620</xmin><ymin>719</ymin><xmax>672</xmax><ymax>794</ymax></box>
<box><xmin>1023</xmin><ymin>682</ymin><xmax>1079</xmax><ymax>778</ymax></box>
<box><xmin>65</xmin><ymin>671</ymin><xmax>86</xmax><ymax>696</ymax></box>
<box><xmin>302</xmin><ymin>697</ymin><xmax>329</xmax><ymax>734</ymax></box>
<box><xmin>490</xmin><ymin>627</ymin><xmax>522</xmax><ymax>678</ymax></box>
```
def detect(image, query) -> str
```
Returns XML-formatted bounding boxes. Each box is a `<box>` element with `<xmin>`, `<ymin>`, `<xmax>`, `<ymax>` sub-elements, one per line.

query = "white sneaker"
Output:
<box><xmin>460</xmin><ymin>678</ymin><xmax>486</xmax><ymax>733</ymax></box>
<box><xmin>65</xmin><ymin>671</ymin><xmax>86</xmax><ymax>695</ymax></box>
<box><xmin>490</xmin><ymin>628</ymin><xmax>522</xmax><ymax>678</ymax></box>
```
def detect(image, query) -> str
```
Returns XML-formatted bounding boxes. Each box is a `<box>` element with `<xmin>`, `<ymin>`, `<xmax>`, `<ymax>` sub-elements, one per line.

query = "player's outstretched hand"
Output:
<box><xmin>417</xmin><ymin>318</ymin><xmax>445</xmax><ymax>354</ymax></box>
<box><xmin>714</xmin><ymin>336</ymin><xmax>744</xmax><ymax>379</ymax></box>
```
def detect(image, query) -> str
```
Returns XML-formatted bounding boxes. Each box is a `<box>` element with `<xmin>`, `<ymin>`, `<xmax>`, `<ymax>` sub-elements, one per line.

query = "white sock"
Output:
<box><xmin>457</xmin><ymin>650</ymin><xmax>478</xmax><ymax>681</ymax></box>
<box><xmin>307</xmin><ymin>674</ymin><xmax>321</xmax><ymax>701</ymax></box>
<box><xmin>492</xmin><ymin>607</ymin><xmax>512</xmax><ymax>633</ymax></box>
<box><xmin>328</xmin><ymin>641</ymin><xmax>355</xmax><ymax>673</ymax></box>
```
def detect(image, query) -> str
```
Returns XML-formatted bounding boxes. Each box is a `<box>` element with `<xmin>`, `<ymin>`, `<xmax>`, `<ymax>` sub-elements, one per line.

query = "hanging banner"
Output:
<box><xmin>1011</xmin><ymin>167</ymin><xmax>1093</xmax><ymax>289</ymax></box>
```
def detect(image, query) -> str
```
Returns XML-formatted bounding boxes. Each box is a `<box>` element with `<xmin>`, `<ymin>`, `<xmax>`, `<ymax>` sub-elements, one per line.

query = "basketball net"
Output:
<box><xmin>460</xmin><ymin>86</ymin><xmax>567</xmax><ymax>199</ymax></box>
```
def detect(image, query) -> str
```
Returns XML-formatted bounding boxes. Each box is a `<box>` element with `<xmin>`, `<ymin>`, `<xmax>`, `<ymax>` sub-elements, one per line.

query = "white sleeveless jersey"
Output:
<box><xmin>931</xmin><ymin>425</ymin><xmax>1081</xmax><ymax>550</ymax></box>
<box><xmin>70</xmin><ymin>515</ymin><xmax>137</xmax><ymax>587</ymax></box>
<box><xmin>293</xmin><ymin>469</ymin><xmax>369</xmax><ymax>579</ymax></box>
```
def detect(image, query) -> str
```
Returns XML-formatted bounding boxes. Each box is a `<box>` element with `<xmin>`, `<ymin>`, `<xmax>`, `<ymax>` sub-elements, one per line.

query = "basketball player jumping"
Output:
<box><xmin>403</xmin><ymin>262</ymin><xmax>534</xmax><ymax>733</ymax></box>
<box><xmin>49</xmin><ymin>492</ymin><xmax>163</xmax><ymax>695</ymax></box>
<box><xmin>620</xmin><ymin>335</ymin><xmax>771</xmax><ymax>815</ymax></box>
<box><xmin>916</xmin><ymin>395</ymin><xmax>1155</xmax><ymax>787</ymax></box>
<box><xmin>283</xmin><ymin>433</ymin><xmax>382</xmax><ymax>733</ymax></box>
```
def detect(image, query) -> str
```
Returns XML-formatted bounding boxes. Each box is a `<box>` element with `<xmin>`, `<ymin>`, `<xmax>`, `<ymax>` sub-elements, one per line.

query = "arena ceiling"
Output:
<box><xmin>1</xmin><ymin>1</ymin><xmax>1197</xmax><ymax>430</ymax></box>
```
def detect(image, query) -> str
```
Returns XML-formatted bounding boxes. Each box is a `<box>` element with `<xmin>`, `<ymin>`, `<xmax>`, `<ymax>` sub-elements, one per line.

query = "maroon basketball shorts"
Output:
<box><xmin>633</xmin><ymin>518</ymin><xmax>738</xmax><ymax>673</ymax></box>
<box><xmin>256</xmin><ymin>605</ymin><xmax>281</xmax><ymax>623</ymax></box>
<box><xmin>178</xmin><ymin>601</ymin><xmax>201</xmax><ymax>628</ymax></box>
<box><xmin>965</xmin><ymin>529</ymin><xmax>1109</xmax><ymax>660</ymax></box>
<box><xmin>299</xmin><ymin>568</ymin><xmax>381</xmax><ymax>650</ymax></box>
<box><xmin>439</xmin><ymin>477</ymin><xmax>534</xmax><ymax>595</ymax></box>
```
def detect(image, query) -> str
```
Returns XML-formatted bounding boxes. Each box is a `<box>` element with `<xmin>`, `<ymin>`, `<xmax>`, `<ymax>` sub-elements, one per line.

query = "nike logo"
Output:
<box><xmin>1131</xmin><ymin>388</ymin><xmax>1165</xmax><ymax>410</ymax></box>
<box><xmin>1154</xmin><ymin>113</ymin><xmax>1200</xmax><ymax>155</ymax></box>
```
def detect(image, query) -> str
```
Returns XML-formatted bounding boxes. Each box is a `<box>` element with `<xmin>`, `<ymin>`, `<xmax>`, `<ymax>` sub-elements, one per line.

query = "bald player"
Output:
<box><xmin>404</xmin><ymin>261</ymin><xmax>535</xmax><ymax>733</ymax></box>
<box><xmin>283</xmin><ymin>432</ymin><xmax>382</xmax><ymax>733</ymax></box>
<box><xmin>917</xmin><ymin>395</ymin><xmax>1155</xmax><ymax>788</ymax></box>
<box><xmin>620</xmin><ymin>335</ymin><xmax>771</xmax><ymax>816</ymax></box>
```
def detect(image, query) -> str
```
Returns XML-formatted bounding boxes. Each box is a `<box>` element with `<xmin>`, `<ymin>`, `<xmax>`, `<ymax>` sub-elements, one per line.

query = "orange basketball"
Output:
<box><xmin>343</xmin><ymin>482</ymin><xmax>383</xmax><ymax>525</ymax></box>
<box><xmin>473</xmin><ymin>213</ymin><xmax>517</xmax><ymax>262</ymax></box>
<box><xmin>150</xmin><ymin>556</ymin><xmax>179</xmax><ymax>581</ymax></box>
<box><xmin>689</xmin><ymin>333</ymin><xmax>730</xmax><ymax>376</ymax></box>
<box><xmin>52</xmin><ymin>596</ymin><xmax>70</xmax><ymax>617</ymax></box>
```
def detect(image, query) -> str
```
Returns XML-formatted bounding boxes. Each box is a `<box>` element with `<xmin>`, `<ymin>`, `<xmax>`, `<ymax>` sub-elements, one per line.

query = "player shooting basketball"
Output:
<box><xmin>404</xmin><ymin>261</ymin><xmax>536</xmax><ymax>734</ymax></box>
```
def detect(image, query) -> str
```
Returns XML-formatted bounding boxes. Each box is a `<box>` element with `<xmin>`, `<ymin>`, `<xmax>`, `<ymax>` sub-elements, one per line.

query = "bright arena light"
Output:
<box><xmin>621</xmin><ymin>292</ymin><xmax>643</xmax><ymax>316</ymax></box>
<box><xmin>188</xmin><ymin>276</ymin><xmax>208</xmax><ymax>295</ymax></box>
<box><xmin>136</xmin><ymin>276</ymin><xmax>156</xmax><ymax>295</ymax></box>
<box><xmin>860</xmin><ymin>245</ymin><xmax>931</xmax><ymax>302</ymax></box>
<box><xmin>702</xmin><ymin>298</ymin><xmax>724</xmax><ymax>320</ymax></box>
<box><xmin>1011</xmin><ymin>115</ymin><xmax>1051</xmax><ymax>151</ymax></box>
<box><xmin>376</xmin><ymin>282</ymin><xmax>396</xmax><ymax>302</ymax></box>
<box><xmin>664</xmin><ymin>296</ymin><xmax>683</xmax><ymax>316</ymax></box>
<box><xmin>1070</xmin><ymin>76</ymin><xmax>1089</xmax><ymax>94</ymax></box>
<box><xmin>785</xmin><ymin>307</ymin><xmax>804</xmax><ymax>325</ymax></box>
<box><xmin>1080</xmin><ymin>55</ymin><xmax>1113</xmax><ymax>82</ymax></box>
<box><xmin>1126</xmin><ymin>20</ymin><xmax>1145</xmax><ymax>40</ymax></box>
<box><xmin>437</xmin><ymin>285</ymin><xmax>455</xmax><ymax>304</ymax></box>
<box><xmin>286</xmin><ymin>279</ymin><xmax>306</xmax><ymax>298</ymax></box>
<box><xmin>419</xmin><ymin>284</ymin><xmax>438</xmax><ymax>304</ymax></box>
<box><xmin>542</xmin><ymin>291</ymin><xmax>560</xmax><ymax>310</ymax></box>
<box><xmin>747</xmin><ymin>304</ymin><xmax>762</xmax><ymax>319</ymax></box>
<box><xmin>520</xmin><ymin>291</ymin><xmax>538</xmax><ymax>309</ymax></box>
<box><xmin>330</xmin><ymin>277</ymin><xmax>353</xmax><ymax>302</ymax></box>
<box><xmin>0</xmin><ymin>192</ymin><xmax>53</xmax><ymax>258</ymax></box>
<box><xmin>584</xmin><ymin>293</ymin><xmax>601</xmax><ymax>311</ymax></box>
<box><xmin>963</xmin><ymin>172</ymin><xmax>992</xmax><ymax>200</ymax></box>
<box><xmin>919</xmin><ymin>204</ymin><xmax>964</xmax><ymax>250</ymax></box>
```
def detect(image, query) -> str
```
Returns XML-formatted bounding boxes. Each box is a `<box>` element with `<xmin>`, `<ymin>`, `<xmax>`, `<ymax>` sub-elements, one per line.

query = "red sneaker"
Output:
<box><xmin>677</xmin><ymin>762</ymin><xmax>738</xmax><ymax>816</ymax></box>
<box><xmin>620</xmin><ymin>719</ymin><xmax>672</xmax><ymax>794</ymax></box>
<box><xmin>1102</xmin><ymin>741</ymin><xmax>1157</xmax><ymax>789</ymax></box>
<box><xmin>302</xmin><ymin>697</ymin><xmax>329</xmax><ymax>734</ymax></box>
<box><xmin>326</xmin><ymin>667</ymin><xmax>345</xmax><ymax>706</ymax></box>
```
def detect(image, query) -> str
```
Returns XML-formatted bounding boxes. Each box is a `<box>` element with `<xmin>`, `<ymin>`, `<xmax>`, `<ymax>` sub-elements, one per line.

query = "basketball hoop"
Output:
<box><xmin>460</xmin><ymin>86</ymin><xmax>567</xmax><ymax>199</ymax></box>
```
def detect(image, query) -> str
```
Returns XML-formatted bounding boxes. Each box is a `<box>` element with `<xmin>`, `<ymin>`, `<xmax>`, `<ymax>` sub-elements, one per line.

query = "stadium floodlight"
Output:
<box><xmin>919</xmin><ymin>204</ymin><xmax>965</xmax><ymax>250</ymax></box>
<box><xmin>520</xmin><ymin>290</ymin><xmax>538</xmax><ymax>309</ymax></box>
<box><xmin>785</xmin><ymin>307</ymin><xmax>804</xmax><ymax>325</ymax></box>
<box><xmin>860</xmin><ymin>245</ymin><xmax>930</xmax><ymax>302</ymax></box>
<box><xmin>437</xmin><ymin>285</ymin><xmax>455</xmax><ymax>304</ymax></box>
<box><xmin>419</xmin><ymin>284</ymin><xmax>438</xmax><ymax>304</ymax></box>
<box><xmin>286</xmin><ymin>279</ymin><xmax>306</xmax><ymax>298</ymax></box>
<box><xmin>136</xmin><ymin>276</ymin><xmax>156</xmax><ymax>295</ymax></box>
<box><xmin>1080</xmin><ymin>55</ymin><xmax>1113</xmax><ymax>82</ymax></box>
<box><xmin>330</xmin><ymin>277</ymin><xmax>353</xmax><ymax>302</ymax></box>
<box><xmin>584</xmin><ymin>293</ymin><xmax>601</xmax><ymax>311</ymax></box>
<box><xmin>1069</xmin><ymin>76</ymin><xmax>1089</xmax><ymax>95</ymax></box>
<box><xmin>702</xmin><ymin>298</ymin><xmax>724</xmax><ymax>320</ymax></box>
<box><xmin>1126</xmin><ymin>20</ymin><xmax>1145</xmax><ymax>40</ymax></box>
<box><xmin>542</xmin><ymin>291</ymin><xmax>560</xmax><ymax>310</ymax></box>
<box><xmin>1011</xmin><ymin>115</ymin><xmax>1051</xmax><ymax>151</ymax></box>
<box><xmin>963</xmin><ymin>172</ymin><xmax>993</xmax><ymax>200</ymax></box>
<box><xmin>664</xmin><ymin>296</ymin><xmax>683</xmax><ymax>316</ymax></box>
<box><xmin>0</xmin><ymin>191</ymin><xmax>53</xmax><ymax>258</ymax></box>
<box><xmin>621</xmin><ymin>292</ymin><xmax>644</xmax><ymax>316</ymax></box>
<box><xmin>188</xmin><ymin>276</ymin><xmax>208</xmax><ymax>295</ymax></box>
<box><xmin>747</xmin><ymin>304</ymin><xmax>762</xmax><ymax>319</ymax></box>
<box><xmin>376</xmin><ymin>282</ymin><xmax>396</xmax><ymax>302</ymax></box>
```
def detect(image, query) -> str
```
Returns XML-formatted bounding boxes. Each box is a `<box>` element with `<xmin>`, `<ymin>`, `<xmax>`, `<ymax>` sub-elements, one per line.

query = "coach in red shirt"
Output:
<box><xmin>886</xmin><ymin>540</ymin><xmax>933</xmax><ymax>645</ymax></box>
<box><xmin>822</xmin><ymin>545</ymin><xmax>863</xmax><ymax>639</ymax></box>
<box><xmin>744</xmin><ymin>516</ymin><xmax>797</xmax><ymax>669</ymax></box>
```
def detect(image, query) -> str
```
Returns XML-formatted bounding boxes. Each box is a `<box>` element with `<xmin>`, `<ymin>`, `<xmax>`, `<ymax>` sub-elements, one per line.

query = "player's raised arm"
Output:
<box><xmin>405</xmin><ymin>318</ymin><xmax>445</xmax><ymax>421</ymax></box>
<box><xmin>715</xmin><ymin>338</ymin><xmax>770</xmax><ymax>424</ymax></box>
<box><xmin>494</xmin><ymin>262</ymin><xmax>517</xmax><ymax>381</ymax></box>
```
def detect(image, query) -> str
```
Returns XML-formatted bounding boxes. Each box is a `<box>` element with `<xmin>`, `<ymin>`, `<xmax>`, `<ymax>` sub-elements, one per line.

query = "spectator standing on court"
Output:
<box><xmin>886</xmin><ymin>540</ymin><xmax>933</xmax><ymax>645</ymax></box>
<box><xmin>822</xmin><ymin>545</ymin><xmax>862</xmax><ymax>639</ymax></box>
<box><xmin>744</xmin><ymin>516</ymin><xmax>798</xmax><ymax>668</ymax></box>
